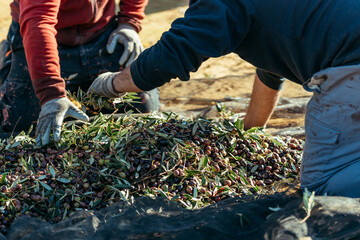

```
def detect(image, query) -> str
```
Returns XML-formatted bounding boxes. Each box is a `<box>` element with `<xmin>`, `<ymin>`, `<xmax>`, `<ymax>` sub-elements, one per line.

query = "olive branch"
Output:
<box><xmin>300</xmin><ymin>188</ymin><xmax>315</xmax><ymax>223</ymax></box>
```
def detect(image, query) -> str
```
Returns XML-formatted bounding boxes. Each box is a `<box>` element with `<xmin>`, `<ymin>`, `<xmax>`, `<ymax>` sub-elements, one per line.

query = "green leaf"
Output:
<box><xmin>160</xmin><ymin>173</ymin><xmax>172</xmax><ymax>182</ymax></box>
<box><xmin>62</xmin><ymin>208</ymin><xmax>68</xmax><ymax>221</ymax></box>
<box><xmin>38</xmin><ymin>175</ymin><xmax>46</xmax><ymax>180</ymax></box>
<box><xmin>10</xmin><ymin>141</ymin><xmax>21</xmax><ymax>148</ymax></box>
<box><xmin>10</xmin><ymin>176</ymin><xmax>20</xmax><ymax>189</ymax></box>
<box><xmin>248</xmin><ymin>144</ymin><xmax>255</xmax><ymax>153</ymax></box>
<box><xmin>183</xmin><ymin>193</ymin><xmax>193</xmax><ymax>199</ymax></box>
<box><xmin>40</xmin><ymin>181</ymin><xmax>53</xmax><ymax>191</ymax></box>
<box><xmin>201</xmin><ymin>174</ymin><xmax>207</xmax><ymax>186</ymax></box>
<box><xmin>27</xmin><ymin>124</ymin><xmax>34</xmax><ymax>135</ymax></box>
<box><xmin>21</xmin><ymin>157</ymin><xmax>35</xmax><ymax>172</ymax></box>
<box><xmin>193</xmin><ymin>186</ymin><xmax>198</xmax><ymax>198</ymax></box>
<box><xmin>108</xmin><ymin>186</ymin><xmax>130</xmax><ymax>204</ymax></box>
<box><xmin>56</xmin><ymin>178</ymin><xmax>71</xmax><ymax>184</ymax></box>
<box><xmin>228</xmin><ymin>173</ymin><xmax>236</xmax><ymax>182</ymax></box>
<box><xmin>171</xmin><ymin>194</ymin><xmax>180</xmax><ymax>201</ymax></box>
<box><xmin>237</xmin><ymin>213</ymin><xmax>251</xmax><ymax>228</ymax></box>
<box><xmin>0</xmin><ymin>174</ymin><xmax>7</xmax><ymax>184</ymax></box>
<box><xmin>215</xmin><ymin>176</ymin><xmax>220</xmax><ymax>186</ymax></box>
<box><xmin>245</xmin><ymin>127</ymin><xmax>263</xmax><ymax>133</ymax></box>
<box><xmin>238</xmin><ymin>173</ymin><xmax>249</xmax><ymax>185</ymax></box>
<box><xmin>49</xmin><ymin>166</ymin><xmax>56</xmax><ymax>179</ymax></box>
<box><xmin>251</xmin><ymin>165</ymin><xmax>258</xmax><ymax>173</ymax></box>
<box><xmin>249</xmin><ymin>134</ymin><xmax>261</xmax><ymax>141</ymax></box>
<box><xmin>215</xmin><ymin>102</ymin><xmax>222</xmax><ymax>113</ymax></box>
<box><xmin>234</xmin><ymin>119</ymin><xmax>244</xmax><ymax>131</ymax></box>
<box><xmin>89</xmin><ymin>156</ymin><xmax>95</xmax><ymax>165</ymax></box>
<box><xmin>128</xmin><ymin>133</ymin><xmax>141</xmax><ymax>143</ymax></box>
<box><xmin>271</xmin><ymin>137</ymin><xmax>284</xmax><ymax>147</ymax></box>
<box><xmin>116</xmin><ymin>158</ymin><xmax>131</xmax><ymax>169</ymax></box>
<box><xmin>156</xmin><ymin>189</ymin><xmax>168</xmax><ymax>199</ymax></box>
<box><xmin>185</xmin><ymin>170</ymin><xmax>202</xmax><ymax>176</ymax></box>
<box><xmin>35</xmin><ymin>181</ymin><xmax>40</xmax><ymax>192</ymax></box>
<box><xmin>198</xmin><ymin>156</ymin><xmax>208</xmax><ymax>170</ymax></box>
<box><xmin>155</xmin><ymin>132</ymin><xmax>168</xmax><ymax>138</ymax></box>
<box><xmin>239</xmin><ymin>119</ymin><xmax>244</xmax><ymax>131</ymax></box>
<box><xmin>49</xmin><ymin>194</ymin><xmax>55</xmax><ymax>205</ymax></box>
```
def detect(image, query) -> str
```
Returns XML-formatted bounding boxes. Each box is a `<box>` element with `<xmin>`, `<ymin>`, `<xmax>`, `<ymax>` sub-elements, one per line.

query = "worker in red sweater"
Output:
<box><xmin>0</xmin><ymin>0</ymin><xmax>160</xmax><ymax>145</ymax></box>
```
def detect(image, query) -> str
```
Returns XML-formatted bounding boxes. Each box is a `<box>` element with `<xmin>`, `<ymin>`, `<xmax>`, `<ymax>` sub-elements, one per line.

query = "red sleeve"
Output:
<box><xmin>118</xmin><ymin>0</ymin><xmax>148</xmax><ymax>32</ymax></box>
<box><xmin>19</xmin><ymin>0</ymin><xmax>66</xmax><ymax>106</ymax></box>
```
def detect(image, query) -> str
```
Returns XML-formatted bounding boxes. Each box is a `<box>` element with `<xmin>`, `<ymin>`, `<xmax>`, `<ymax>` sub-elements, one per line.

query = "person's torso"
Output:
<box><xmin>11</xmin><ymin>0</ymin><xmax>115</xmax><ymax>46</ymax></box>
<box><xmin>236</xmin><ymin>0</ymin><xmax>360</xmax><ymax>84</ymax></box>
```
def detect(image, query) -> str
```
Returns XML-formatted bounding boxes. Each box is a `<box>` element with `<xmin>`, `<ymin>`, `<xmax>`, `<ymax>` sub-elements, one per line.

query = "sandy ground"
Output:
<box><xmin>0</xmin><ymin>0</ymin><xmax>311</xmax><ymax>131</ymax></box>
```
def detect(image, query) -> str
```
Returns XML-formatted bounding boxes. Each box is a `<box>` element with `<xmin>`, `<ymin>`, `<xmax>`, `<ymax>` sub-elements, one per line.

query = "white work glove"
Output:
<box><xmin>106</xmin><ymin>23</ymin><xmax>144</xmax><ymax>67</ymax></box>
<box><xmin>88</xmin><ymin>72</ymin><xmax>124</xmax><ymax>98</ymax></box>
<box><xmin>36</xmin><ymin>97</ymin><xmax>89</xmax><ymax>146</ymax></box>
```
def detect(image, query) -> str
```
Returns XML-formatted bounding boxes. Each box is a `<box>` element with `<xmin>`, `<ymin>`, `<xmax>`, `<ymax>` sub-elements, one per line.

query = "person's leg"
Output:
<box><xmin>0</xmin><ymin>21</ymin><xmax>40</xmax><ymax>133</ymax></box>
<box><xmin>301</xmin><ymin>65</ymin><xmax>360</xmax><ymax>197</ymax></box>
<box><xmin>131</xmin><ymin>89</ymin><xmax>160</xmax><ymax>112</ymax></box>
<box><xmin>0</xmin><ymin>21</ymin><xmax>15</xmax><ymax>86</ymax></box>
<box><xmin>319</xmin><ymin>160</ymin><xmax>360</xmax><ymax>197</ymax></box>
<box><xmin>0</xmin><ymin>40</ymin><xmax>11</xmax><ymax>86</ymax></box>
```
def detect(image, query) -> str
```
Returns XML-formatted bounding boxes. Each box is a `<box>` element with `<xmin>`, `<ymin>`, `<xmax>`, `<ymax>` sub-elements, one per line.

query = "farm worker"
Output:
<box><xmin>89</xmin><ymin>0</ymin><xmax>360</xmax><ymax>197</ymax></box>
<box><xmin>0</xmin><ymin>0</ymin><xmax>160</xmax><ymax>144</ymax></box>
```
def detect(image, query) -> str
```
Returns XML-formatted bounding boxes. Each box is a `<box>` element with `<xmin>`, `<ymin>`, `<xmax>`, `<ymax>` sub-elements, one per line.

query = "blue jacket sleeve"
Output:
<box><xmin>131</xmin><ymin>0</ymin><xmax>258</xmax><ymax>90</ymax></box>
<box><xmin>256</xmin><ymin>68</ymin><xmax>285</xmax><ymax>91</ymax></box>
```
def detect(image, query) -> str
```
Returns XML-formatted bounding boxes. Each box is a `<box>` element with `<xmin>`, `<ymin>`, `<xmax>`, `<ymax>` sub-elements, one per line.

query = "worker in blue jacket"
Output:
<box><xmin>88</xmin><ymin>0</ymin><xmax>360</xmax><ymax>197</ymax></box>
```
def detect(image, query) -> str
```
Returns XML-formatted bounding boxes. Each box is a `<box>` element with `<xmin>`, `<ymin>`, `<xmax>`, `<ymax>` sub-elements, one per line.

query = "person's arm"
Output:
<box><xmin>244</xmin><ymin>73</ymin><xmax>281</xmax><ymax>130</ymax></box>
<box><xmin>19</xmin><ymin>0</ymin><xmax>65</xmax><ymax>105</ymax></box>
<box><xmin>113</xmin><ymin>66</ymin><xmax>142</xmax><ymax>92</ymax></box>
<box><xmin>20</xmin><ymin>0</ymin><xmax>88</xmax><ymax>145</ymax></box>
<box><xmin>89</xmin><ymin>0</ymin><xmax>257</xmax><ymax>95</ymax></box>
<box><xmin>130</xmin><ymin>0</ymin><xmax>257</xmax><ymax>91</ymax></box>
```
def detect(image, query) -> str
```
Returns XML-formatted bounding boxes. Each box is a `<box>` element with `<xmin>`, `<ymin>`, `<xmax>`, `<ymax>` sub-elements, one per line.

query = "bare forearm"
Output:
<box><xmin>244</xmin><ymin>73</ymin><xmax>281</xmax><ymax>130</ymax></box>
<box><xmin>113</xmin><ymin>65</ymin><xmax>143</xmax><ymax>93</ymax></box>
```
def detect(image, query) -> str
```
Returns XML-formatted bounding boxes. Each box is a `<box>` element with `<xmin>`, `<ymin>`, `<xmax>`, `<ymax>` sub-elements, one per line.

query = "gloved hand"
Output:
<box><xmin>88</xmin><ymin>72</ymin><xmax>124</xmax><ymax>98</ymax></box>
<box><xmin>106</xmin><ymin>23</ymin><xmax>144</xmax><ymax>67</ymax></box>
<box><xmin>36</xmin><ymin>97</ymin><xmax>89</xmax><ymax>146</ymax></box>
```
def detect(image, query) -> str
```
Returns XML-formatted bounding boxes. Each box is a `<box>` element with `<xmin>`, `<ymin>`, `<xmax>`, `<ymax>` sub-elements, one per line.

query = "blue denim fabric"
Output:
<box><xmin>300</xmin><ymin>65</ymin><xmax>360</xmax><ymax>197</ymax></box>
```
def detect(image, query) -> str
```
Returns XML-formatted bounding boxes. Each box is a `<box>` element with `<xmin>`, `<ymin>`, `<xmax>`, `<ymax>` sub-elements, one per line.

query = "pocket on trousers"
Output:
<box><xmin>301</xmin><ymin>114</ymin><xmax>340</xmax><ymax>186</ymax></box>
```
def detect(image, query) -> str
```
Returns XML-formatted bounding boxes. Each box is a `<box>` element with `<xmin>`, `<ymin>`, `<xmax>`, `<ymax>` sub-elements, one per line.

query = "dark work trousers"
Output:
<box><xmin>0</xmin><ymin>20</ymin><xmax>160</xmax><ymax>133</ymax></box>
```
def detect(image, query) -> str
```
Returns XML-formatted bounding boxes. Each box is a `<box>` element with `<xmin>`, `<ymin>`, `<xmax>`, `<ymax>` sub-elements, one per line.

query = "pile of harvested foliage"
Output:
<box><xmin>0</xmin><ymin>91</ymin><xmax>304</xmax><ymax>234</ymax></box>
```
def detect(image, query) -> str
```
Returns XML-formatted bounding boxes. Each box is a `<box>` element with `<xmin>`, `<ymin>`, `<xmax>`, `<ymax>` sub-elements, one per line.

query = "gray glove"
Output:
<box><xmin>106</xmin><ymin>23</ymin><xmax>144</xmax><ymax>67</ymax></box>
<box><xmin>88</xmin><ymin>72</ymin><xmax>124</xmax><ymax>98</ymax></box>
<box><xmin>36</xmin><ymin>97</ymin><xmax>89</xmax><ymax>146</ymax></box>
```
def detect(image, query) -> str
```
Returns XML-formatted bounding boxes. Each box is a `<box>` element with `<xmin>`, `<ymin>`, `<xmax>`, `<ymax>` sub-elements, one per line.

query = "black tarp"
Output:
<box><xmin>5</xmin><ymin>194</ymin><xmax>360</xmax><ymax>240</ymax></box>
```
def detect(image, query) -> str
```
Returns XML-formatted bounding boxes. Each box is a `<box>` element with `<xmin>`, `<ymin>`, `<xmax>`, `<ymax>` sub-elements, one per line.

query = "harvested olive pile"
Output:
<box><xmin>0</xmin><ymin>110</ymin><xmax>303</xmax><ymax>235</ymax></box>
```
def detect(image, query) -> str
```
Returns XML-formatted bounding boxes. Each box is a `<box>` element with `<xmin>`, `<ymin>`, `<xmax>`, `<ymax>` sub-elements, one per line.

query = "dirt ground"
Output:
<box><xmin>0</xmin><ymin>0</ymin><xmax>311</xmax><ymax>131</ymax></box>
